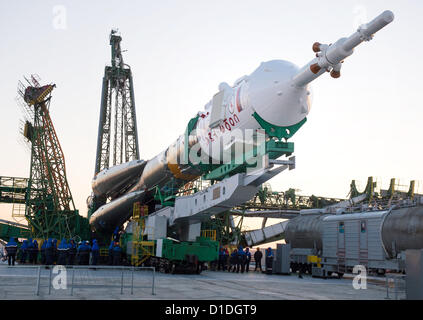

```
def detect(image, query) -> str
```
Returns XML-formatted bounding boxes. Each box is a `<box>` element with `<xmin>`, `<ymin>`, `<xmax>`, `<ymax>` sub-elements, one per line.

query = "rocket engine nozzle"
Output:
<box><xmin>330</xmin><ymin>62</ymin><xmax>342</xmax><ymax>78</ymax></box>
<box><xmin>312</xmin><ymin>42</ymin><xmax>322</xmax><ymax>53</ymax></box>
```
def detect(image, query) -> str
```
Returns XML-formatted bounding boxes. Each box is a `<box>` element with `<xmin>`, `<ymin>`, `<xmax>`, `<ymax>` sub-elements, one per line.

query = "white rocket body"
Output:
<box><xmin>196</xmin><ymin>60</ymin><xmax>311</xmax><ymax>161</ymax></box>
<box><xmin>89</xmin><ymin>10</ymin><xmax>394</xmax><ymax>232</ymax></box>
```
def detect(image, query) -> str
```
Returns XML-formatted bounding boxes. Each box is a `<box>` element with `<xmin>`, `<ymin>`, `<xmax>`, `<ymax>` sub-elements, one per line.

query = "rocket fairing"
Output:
<box><xmin>89</xmin><ymin>10</ymin><xmax>395</xmax><ymax>232</ymax></box>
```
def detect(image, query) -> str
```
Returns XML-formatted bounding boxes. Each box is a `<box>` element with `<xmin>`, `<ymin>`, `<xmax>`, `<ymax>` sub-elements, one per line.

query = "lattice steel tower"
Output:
<box><xmin>95</xmin><ymin>29</ymin><xmax>140</xmax><ymax>175</ymax></box>
<box><xmin>17</xmin><ymin>75</ymin><xmax>89</xmax><ymax>239</ymax></box>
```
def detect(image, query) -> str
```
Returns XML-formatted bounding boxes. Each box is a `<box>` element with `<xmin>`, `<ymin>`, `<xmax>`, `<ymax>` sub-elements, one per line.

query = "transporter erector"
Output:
<box><xmin>89</xmin><ymin>11</ymin><xmax>395</xmax><ymax>271</ymax></box>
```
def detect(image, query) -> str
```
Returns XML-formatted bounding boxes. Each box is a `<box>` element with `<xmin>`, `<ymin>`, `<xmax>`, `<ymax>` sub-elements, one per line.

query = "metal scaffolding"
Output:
<box><xmin>94</xmin><ymin>29</ymin><xmax>139</xmax><ymax>174</ymax></box>
<box><xmin>16</xmin><ymin>76</ymin><xmax>88</xmax><ymax>239</ymax></box>
<box><xmin>89</xmin><ymin>29</ymin><xmax>140</xmax><ymax>218</ymax></box>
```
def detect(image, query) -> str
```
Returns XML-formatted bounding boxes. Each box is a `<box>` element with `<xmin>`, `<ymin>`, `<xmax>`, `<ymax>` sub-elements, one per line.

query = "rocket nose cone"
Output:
<box><xmin>247</xmin><ymin>60</ymin><xmax>309</xmax><ymax>127</ymax></box>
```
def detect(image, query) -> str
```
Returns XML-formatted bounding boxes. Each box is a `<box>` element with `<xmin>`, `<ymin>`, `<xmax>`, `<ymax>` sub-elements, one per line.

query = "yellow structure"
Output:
<box><xmin>307</xmin><ymin>255</ymin><xmax>322</xmax><ymax>268</ymax></box>
<box><xmin>131</xmin><ymin>202</ymin><xmax>155</xmax><ymax>266</ymax></box>
<box><xmin>201</xmin><ymin>229</ymin><xmax>217</xmax><ymax>241</ymax></box>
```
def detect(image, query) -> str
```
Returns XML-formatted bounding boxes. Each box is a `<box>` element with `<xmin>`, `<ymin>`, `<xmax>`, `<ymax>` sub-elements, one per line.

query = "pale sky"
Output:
<box><xmin>1</xmin><ymin>1</ymin><xmax>422</xmax><ymax>236</ymax></box>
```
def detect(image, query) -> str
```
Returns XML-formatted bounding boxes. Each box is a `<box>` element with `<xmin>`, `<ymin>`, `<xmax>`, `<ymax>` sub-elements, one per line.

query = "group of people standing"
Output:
<box><xmin>4</xmin><ymin>238</ymin><xmax>40</xmax><ymax>266</ymax></box>
<box><xmin>217</xmin><ymin>246</ymin><xmax>274</xmax><ymax>274</ymax></box>
<box><xmin>217</xmin><ymin>246</ymin><xmax>252</xmax><ymax>273</ymax></box>
<box><xmin>42</xmin><ymin>238</ymin><xmax>95</xmax><ymax>266</ymax></box>
<box><xmin>19</xmin><ymin>238</ymin><xmax>40</xmax><ymax>264</ymax></box>
<box><xmin>3</xmin><ymin>237</ymin><xmax>123</xmax><ymax>267</ymax></box>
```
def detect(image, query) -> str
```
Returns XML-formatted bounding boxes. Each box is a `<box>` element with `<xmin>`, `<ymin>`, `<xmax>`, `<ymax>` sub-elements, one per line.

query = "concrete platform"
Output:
<box><xmin>0</xmin><ymin>265</ymin><xmax>390</xmax><ymax>300</ymax></box>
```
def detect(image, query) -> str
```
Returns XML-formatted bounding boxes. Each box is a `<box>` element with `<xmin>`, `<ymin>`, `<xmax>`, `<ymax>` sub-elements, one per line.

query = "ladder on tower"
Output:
<box><xmin>131</xmin><ymin>202</ymin><xmax>155</xmax><ymax>266</ymax></box>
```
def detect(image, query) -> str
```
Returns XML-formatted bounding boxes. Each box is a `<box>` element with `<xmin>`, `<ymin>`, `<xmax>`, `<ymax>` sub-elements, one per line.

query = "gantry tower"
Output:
<box><xmin>95</xmin><ymin>29</ymin><xmax>140</xmax><ymax>174</ymax></box>
<box><xmin>90</xmin><ymin>30</ymin><xmax>140</xmax><ymax>217</ymax></box>
<box><xmin>17</xmin><ymin>75</ymin><xmax>88</xmax><ymax>239</ymax></box>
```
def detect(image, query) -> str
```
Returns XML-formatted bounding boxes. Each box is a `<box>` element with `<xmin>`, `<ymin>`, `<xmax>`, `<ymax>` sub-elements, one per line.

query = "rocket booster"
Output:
<box><xmin>92</xmin><ymin>159</ymin><xmax>146</xmax><ymax>199</ymax></box>
<box><xmin>89</xmin><ymin>10</ymin><xmax>394</xmax><ymax>232</ymax></box>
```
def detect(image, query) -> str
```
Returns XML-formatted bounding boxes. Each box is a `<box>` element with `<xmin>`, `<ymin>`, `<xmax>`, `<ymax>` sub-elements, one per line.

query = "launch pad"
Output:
<box><xmin>0</xmin><ymin>265</ymin><xmax>390</xmax><ymax>300</ymax></box>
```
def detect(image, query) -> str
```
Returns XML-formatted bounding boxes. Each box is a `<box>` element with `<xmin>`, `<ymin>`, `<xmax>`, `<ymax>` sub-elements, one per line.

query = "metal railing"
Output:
<box><xmin>1</xmin><ymin>265</ymin><xmax>156</xmax><ymax>297</ymax></box>
<box><xmin>385</xmin><ymin>273</ymin><xmax>406</xmax><ymax>300</ymax></box>
<box><xmin>65</xmin><ymin>265</ymin><xmax>156</xmax><ymax>296</ymax></box>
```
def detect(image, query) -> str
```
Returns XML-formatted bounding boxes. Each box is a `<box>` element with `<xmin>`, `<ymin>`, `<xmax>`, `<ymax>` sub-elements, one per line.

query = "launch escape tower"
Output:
<box><xmin>90</xmin><ymin>29</ymin><xmax>140</xmax><ymax>216</ymax></box>
<box><xmin>17</xmin><ymin>75</ymin><xmax>88</xmax><ymax>240</ymax></box>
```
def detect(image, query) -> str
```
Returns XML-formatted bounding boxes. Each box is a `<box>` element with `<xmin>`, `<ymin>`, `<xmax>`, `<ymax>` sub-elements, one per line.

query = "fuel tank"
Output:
<box><xmin>381</xmin><ymin>206</ymin><xmax>423</xmax><ymax>258</ymax></box>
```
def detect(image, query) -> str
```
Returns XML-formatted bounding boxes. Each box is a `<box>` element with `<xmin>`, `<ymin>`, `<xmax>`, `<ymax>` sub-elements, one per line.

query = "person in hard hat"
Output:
<box><xmin>112</xmin><ymin>242</ymin><xmax>122</xmax><ymax>266</ymax></box>
<box><xmin>77</xmin><ymin>241</ymin><xmax>88</xmax><ymax>265</ymax></box>
<box><xmin>85</xmin><ymin>240</ymin><xmax>92</xmax><ymax>261</ymax></box>
<box><xmin>91</xmin><ymin>239</ymin><xmax>100</xmax><ymax>266</ymax></box>
<box><xmin>57</xmin><ymin>239</ymin><xmax>69</xmax><ymax>265</ymax></box>
<box><xmin>254</xmin><ymin>247</ymin><xmax>263</xmax><ymax>272</ymax></box>
<box><xmin>81</xmin><ymin>241</ymin><xmax>91</xmax><ymax>265</ymax></box>
<box><xmin>67</xmin><ymin>239</ymin><xmax>77</xmax><ymax>265</ymax></box>
<box><xmin>244</xmin><ymin>247</ymin><xmax>251</xmax><ymax>273</ymax></box>
<box><xmin>5</xmin><ymin>237</ymin><xmax>18</xmax><ymax>266</ymax></box>
<box><xmin>77</xmin><ymin>240</ymin><xmax>90</xmax><ymax>265</ymax></box>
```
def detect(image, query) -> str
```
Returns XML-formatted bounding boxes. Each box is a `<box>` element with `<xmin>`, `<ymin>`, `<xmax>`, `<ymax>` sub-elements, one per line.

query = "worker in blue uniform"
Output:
<box><xmin>217</xmin><ymin>247</ymin><xmax>225</xmax><ymax>271</ymax></box>
<box><xmin>27</xmin><ymin>238</ymin><xmax>34</xmax><ymax>264</ymax></box>
<box><xmin>78</xmin><ymin>241</ymin><xmax>91</xmax><ymax>265</ymax></box>
<box><xmin>57</xmin><ymin>239</ymin><xmax>69</xmax><ymax>265</ymax></box>
<box><xmin>19</xmin><ymin>239</ymin><xmax>28</xmax><ymax>264</ymax></box>
<box><xmin>91</xmin><ymin>239</ymin><xmax>100</xmax><ymax>266</ymax></box>
<box><xmin>244</xmin><ymin>247</ymin><xmax>251</xmax><ymax>272</ymax></box>
<box><xmin>45</xmin><ymin>238</ymin><xmax>54</xmax><ymax>265</ymax></box>
<box><xmin>113</xmin><ymin>226</ymin><xmax>120</xmax><ymax>242</ymax></box>
<box><xmin>85</xmin><ymin>241</ymin><xmax>92</xmax><ymax>264</ymax></box>
<box><xmin>31</xmin><ymin>239</ymin><xmax>39</xmax><ymax>264</ymax></box>
<box><xmin>40</xmin><ymin>240</ymin><xmax>47</xmax><ymax>264</ymax></box>
<box><xmin>224</xmin><ymin>248</ymin><xmax>229</xmax><ymax>271</ymax></box>
<box><xmin>112</xmin><ymin>242</ymin><xmax>122</xmax><ymax>266</ymax></box>
<box><xmin>78</xmin><ymin>241</ymin><xmax>90</xmax><ymax>265</ymax></box>
<box><xmin>5</xmin><ymin>237</ymin><xmax>18</xmax><ymax>266</ymax></box>
<box><xmin>67</xmin><ymin>239</ymin><xmax>77</xmax><ymax>265</ymax></box>
<box><xmin>52</xmin><ymin>239</ymin><xmax>58</xmax><ymax>264</ymax></box>
<box><xmin>223</xmin><ymin>247</ymin><xmax>228</xmax><ymax>270</ymax></box>
<box><xmin>237</xmin><ymin>245</ymin><xmax>246</xmax><ymax>273</ymax></box>
<box><xmin>229</xmin><ymin>249</ymin><xmax>237</xmax><ymax>272</ymax></box>
<box><xmin>265</xmin><ymin>247</ymin><xmax>274</xmax><ymax>274</ymax></box>
<box><xmin>108</xmin><ymin>240</ymin><xmax>114</xmax><ymax>265</ymax></box>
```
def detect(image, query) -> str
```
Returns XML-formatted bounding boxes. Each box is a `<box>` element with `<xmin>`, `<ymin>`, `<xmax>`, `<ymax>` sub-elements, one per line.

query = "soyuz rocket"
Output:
<box><xmin>89</xmin><ymin>11</ymin><xmax>395</xmax><ymax>232</ymax></box>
